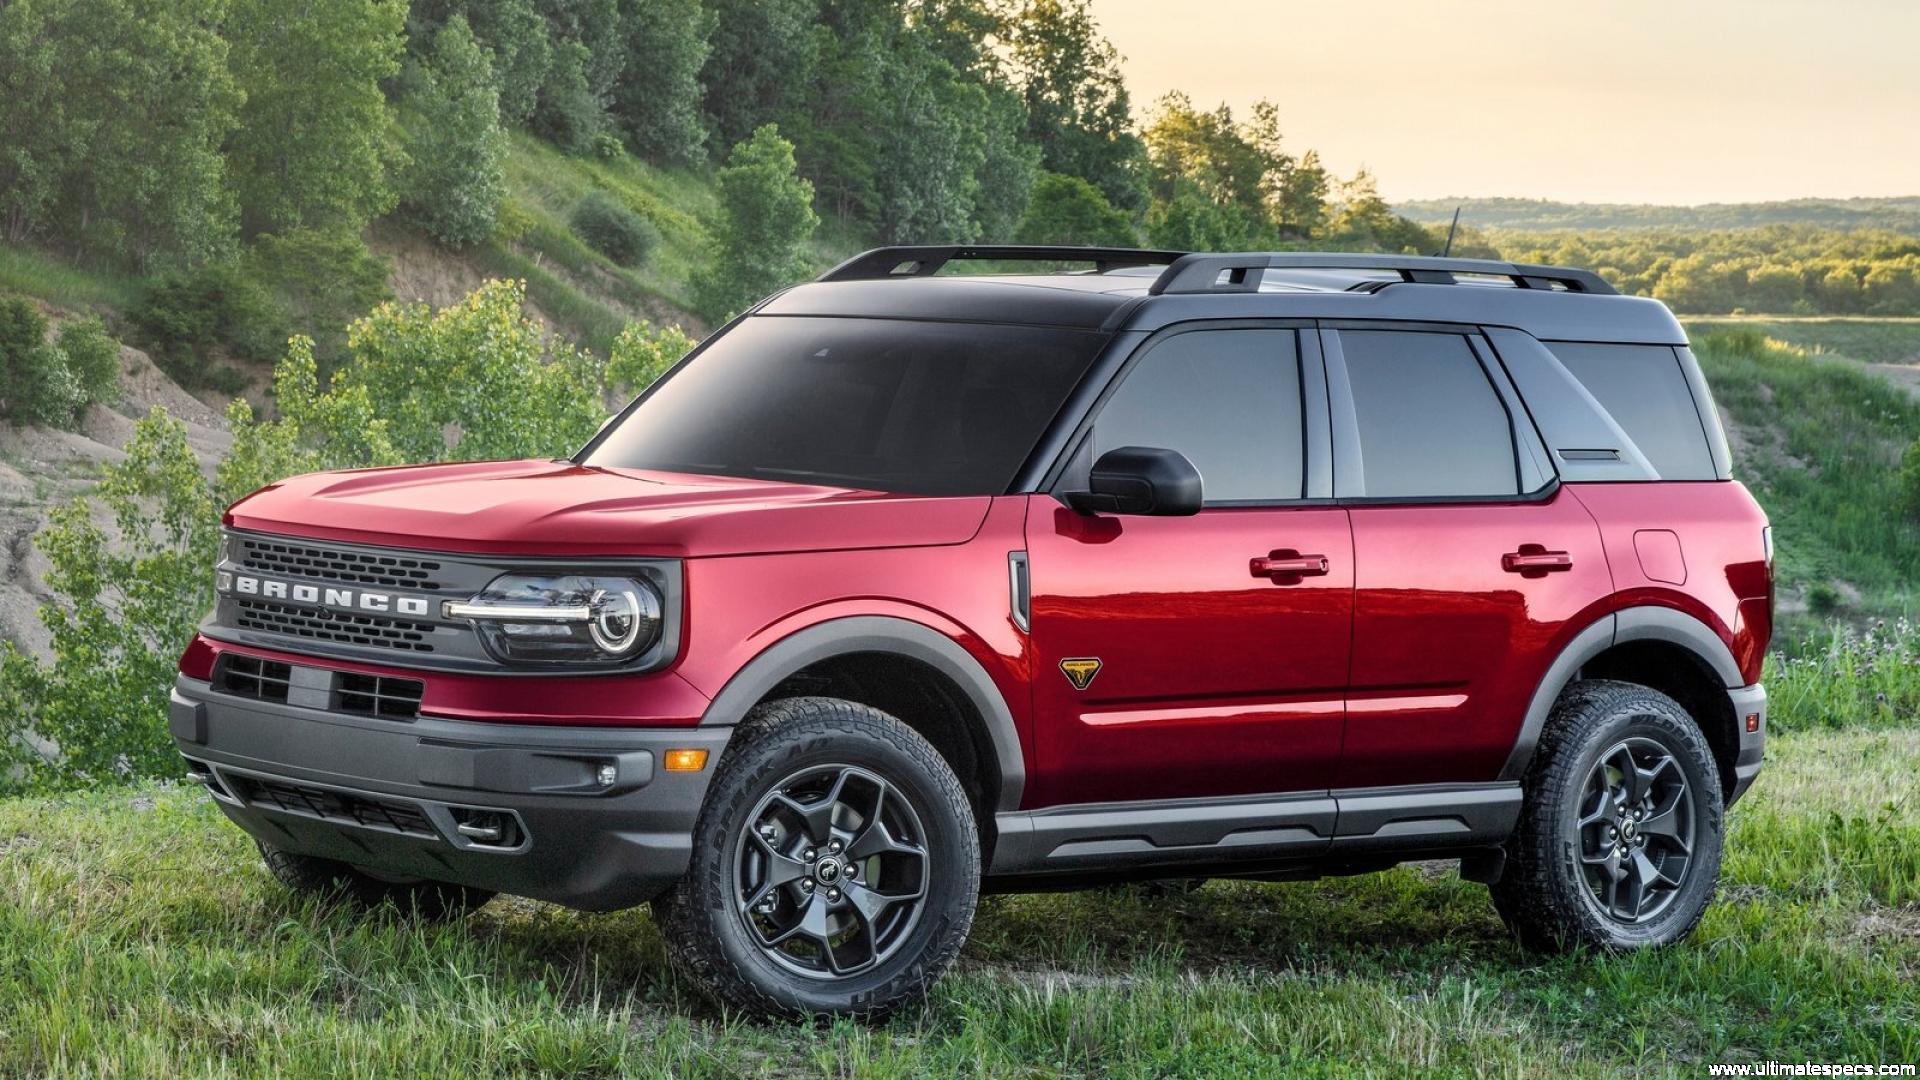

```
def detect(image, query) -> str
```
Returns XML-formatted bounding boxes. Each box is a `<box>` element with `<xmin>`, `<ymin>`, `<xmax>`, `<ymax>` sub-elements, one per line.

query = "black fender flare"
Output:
<box><xmin>1498</xmin><ymin>606</ymin><xmax>1744</xmax><ymax>781</ymax></box>
<box><xmin>699</xmin><ymin>615</ymin><xmax>1026</xmax><ymax>812</ymax></box>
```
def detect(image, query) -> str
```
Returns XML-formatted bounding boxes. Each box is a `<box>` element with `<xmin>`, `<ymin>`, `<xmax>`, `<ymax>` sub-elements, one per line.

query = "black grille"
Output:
<box><xmin>234</xmin><ymin>599</ymin><xmax>437</xmax><ymax>653</ymax></box>
<box><xmin>238</xmin><ymin>537</ymin><xmax>446</xmax><ymax>591</ymax></box>
<box><xmin>230</xmin><ymin>774</ymin><xmax>438</xmax><ymax>838</ymax></box>
<box><xmin>215</xmin><ymin>654</ymin><xmax>291</xmax><ymax>703</ymax></box>
<box><xmin>334</xmin><ymin>672</ymin><xmax>425</xmax><ymax>720</ymax></box>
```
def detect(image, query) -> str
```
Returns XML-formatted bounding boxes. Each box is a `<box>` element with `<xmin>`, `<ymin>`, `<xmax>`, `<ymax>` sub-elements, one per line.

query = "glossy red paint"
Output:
<box><xmin>1568</xmin><ymin>481</ymin><xmax>1773</xmax><ymax>684</ymax></box>
<box><xmin>1023</xmin><ymin>499</ymin><xmax>1353</xmax><ymax>805</ymax></box>
<box><xmin>225</xmin><ymin>459</ymin><xmax>991</xmax><ymax>557</ymax></box>
<box><xmin>1338</xmin><ymin>489</ymin><xmax>1613</xmax><ymax>788</ymax></box>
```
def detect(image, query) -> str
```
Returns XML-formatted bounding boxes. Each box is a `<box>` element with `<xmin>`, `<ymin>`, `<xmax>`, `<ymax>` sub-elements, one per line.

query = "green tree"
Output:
<box><xmin>692</xmin><ymin>125</ymin><xmax>819</xmax><ymax>320</ymax></box>
<box><xmin>531</xmin><ymin>37</ymin><xmax>607</xmax><ymax>153</ymax></box>
<box><xmin>56</xmin><ymin>316</ymin><xmax>122</xmax><ymax>407</ymax></box>
<box><xmin>411</xmin><ymin>0</ymin><xmax>552</xmax><ymax>123</ymax></box>
<box><xmin>1002</xmin><ymin>0</ymin><xmax>1146</xmax><ymax>211</ymax></box>
<box><xmin>399</xmin><ymin>15</ymin><xmax>509</xmax><ymax>247</ymax></box>
<box><xmin>610</xmin><ymin>0</ymin><xmax>713</xmax><ymax>164</ymax></box>
<box><xmin>30</xmin><ymin>0</ymin><xmax>243</xmax><ymax>268</ymax></box>
<box><xmin>0</xmin><ymin>295</ymin><xmax>84</xmax><ymax>426</ymax></box>
<box><xmin>224</xmin><ymin>0</ymin><xmax>407</xmax><ymax>235</ymax></box>
<box><xmin>0</xmin><ymin>0</ymin><xmax>74</xmax><ymax>243</ymax></box>
<box><xmin>1015</xmin><ymin>172</ymin><xmax>1136</xmax><ymax>246</ymax></box>
<box><xmin>697</xmin><ymin>0</ymin><xmax>818</xmax><ymax>152</ymax></box>
<box><xmin>971</xmin><ymin>85</ymin><xmax>1042</xmax><ymax>242</ymax></box>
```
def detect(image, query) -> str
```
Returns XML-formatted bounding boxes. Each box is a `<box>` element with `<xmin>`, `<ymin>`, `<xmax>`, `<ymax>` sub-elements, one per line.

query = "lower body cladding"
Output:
<box><xmin>170</xmin><ymin>676</ymin><xmax>730</xmax><ymax>911</ymax></box>
<box><xmin>987</xmin><ymin>783</ymin><xmax>1522</xmax><ymax>886</ymax></box>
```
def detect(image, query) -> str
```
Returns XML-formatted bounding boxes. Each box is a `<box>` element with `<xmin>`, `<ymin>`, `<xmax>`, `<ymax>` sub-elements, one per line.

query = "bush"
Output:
<box><xmin>0</xmin><ymin>295</ymin><xmax>50</xmax><ymax>414</ymax></box>
<box><xmin>13</xmin><ymin>341</ymin><xmax>85</xmax><ymax>428</ymax></box>
<box><xmin>571</xmin><ymin>191</ymin><xmax>658</xmax><ymax>267</ymax></box>
<box><xmin>132</xmin><ymin>261</ymin><xmax>286</xmax><ymax>382</ymax></box>
<box><xmin>57</xmin><ymin>316</ymin><xmax>121</xmax><ymax>406</ymax></box>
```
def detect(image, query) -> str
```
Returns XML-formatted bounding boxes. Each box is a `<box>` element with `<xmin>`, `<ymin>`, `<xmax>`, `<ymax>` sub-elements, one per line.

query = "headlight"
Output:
<box><xmin>444</xmin><ymin>574</ymin><xmax>663</xmax><ymax>666</ymax></box>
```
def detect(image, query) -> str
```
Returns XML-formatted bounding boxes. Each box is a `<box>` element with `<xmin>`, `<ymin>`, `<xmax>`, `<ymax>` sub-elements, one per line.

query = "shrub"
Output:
<box><xmin>132</xmin><ymin>261</ymin><xmax>286</xmax><ymax>382</ymax></box>
<box><xmin>13</xmin><ymin>341</ymin><xmax>85</xmax><ymax>428</ymax></box>
<box><xmin>605</xmin><ymin>320</ymin><xmax>697</xmax><ymax>400</ymax></box>
<box><xmin>57</xmin><ymin>316</ymin><xmax>122</xmax><ymax>406</ymax></box>
<box><xmin>0</xmin><ymin>294</ymin><xmax>50</xmax><ymax>414</ymax></box>
<box><xmin>571</xmin><ymin>191</ymin><xmax>658</xmax><ymax>267</ymax></box>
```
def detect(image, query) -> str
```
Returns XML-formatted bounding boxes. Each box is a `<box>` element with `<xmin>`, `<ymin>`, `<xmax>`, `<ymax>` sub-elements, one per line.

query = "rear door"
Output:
<box><xmin>1323</xmin><ymin>326</ymin><xmax>1611</xmax><ymax>789</ymax></box>
<box><xmin>1023</xmin><ymin>325</ymin><xmax>1352</xmax><ymax>807</ymax></box>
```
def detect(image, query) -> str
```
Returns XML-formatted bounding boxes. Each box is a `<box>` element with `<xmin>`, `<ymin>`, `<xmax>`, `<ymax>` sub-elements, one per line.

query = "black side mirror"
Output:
<box><xmin>1064</xmin><ymin>446</ymin><xmax>1203</xmax><ymax>516</ymax></box>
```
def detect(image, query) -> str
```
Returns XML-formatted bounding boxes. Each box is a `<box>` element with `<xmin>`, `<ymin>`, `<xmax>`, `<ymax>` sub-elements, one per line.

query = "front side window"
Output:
<box><xmin>1081</xmin><ymin>328</ymin><xmax>1304</xmax><ymax>503</ymax></box>
<box><xmin>1339</xmin><ymin>330</ymin><xmax>1519</xmax><ymax>499</ymax></box>
<box><xmin>583</xmin><ymin>316</ymin><xmax>1108</xmax><ymax>496</ymax></box>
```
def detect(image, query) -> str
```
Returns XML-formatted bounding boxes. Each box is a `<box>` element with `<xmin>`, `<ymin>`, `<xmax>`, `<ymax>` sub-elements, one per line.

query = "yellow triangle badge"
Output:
<box><xmin>1059</xmin><ymin>657</ymin><xmax>1102</xmax><ymax>691</ymax></box>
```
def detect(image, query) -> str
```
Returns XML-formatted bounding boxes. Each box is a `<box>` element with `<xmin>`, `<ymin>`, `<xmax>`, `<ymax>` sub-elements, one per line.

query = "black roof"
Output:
<box><xmin>755</xmin><ymin>246</ymin><xmax>1687</xmax><ymax>345</ymax></box>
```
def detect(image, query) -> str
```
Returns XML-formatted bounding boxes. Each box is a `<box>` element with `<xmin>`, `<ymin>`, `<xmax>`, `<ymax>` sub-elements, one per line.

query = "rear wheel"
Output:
<box><xmin>257</xmin><ymin>841</ymin><xmax>494</xmax><ymax>920</ymax></box>
<box><xmin>654</xmin><ymin>697</ymin><xmax>980</xmax><ymax>1021</ymax></box>
<box><xmin>1492</xmin><ymin>680</ymin><xmax>1723</xmax><ymax>951</ymax></box>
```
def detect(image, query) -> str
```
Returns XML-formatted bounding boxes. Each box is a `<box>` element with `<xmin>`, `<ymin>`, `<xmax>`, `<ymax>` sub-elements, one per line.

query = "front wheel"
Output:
<box><xmin>1492</xmin><ymin>680</ymin><xmax>1724</xmax><ymax>951</ymax></box>
<box><xmin>654</xmin><ymin>697</ymin><xmax>980</xmax><ymax>1021</ymax></box>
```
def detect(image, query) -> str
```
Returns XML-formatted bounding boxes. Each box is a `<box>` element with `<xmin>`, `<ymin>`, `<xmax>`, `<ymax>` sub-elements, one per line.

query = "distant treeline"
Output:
<box><xmin>1490</xmin><ymin>227</ymin><xmax>1920</xmax><ymax>315</ymax></box>
<box><xmin>1399</xmin><ymin>196</ymin><xmax>1920</xmax><ymax>234</ymax></box>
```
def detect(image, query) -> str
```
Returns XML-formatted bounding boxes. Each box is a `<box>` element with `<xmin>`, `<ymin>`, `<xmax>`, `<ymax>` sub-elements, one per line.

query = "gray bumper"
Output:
<box><xmin>1727</xmin><ymin>682</ymin><xmax>1766</xmax><ymax>805</ymax></box>
<box><xmin>170</xmin><ymin>676</ymin><xmax>729</xmax><ymax>911</ymax></box>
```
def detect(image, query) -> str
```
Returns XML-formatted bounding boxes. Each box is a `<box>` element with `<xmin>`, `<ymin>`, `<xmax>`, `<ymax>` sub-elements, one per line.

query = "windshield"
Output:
<box><xmin>583</xmin><ymin>316</ymin><xmax>1109</xmax><ymax>496</ymax></box>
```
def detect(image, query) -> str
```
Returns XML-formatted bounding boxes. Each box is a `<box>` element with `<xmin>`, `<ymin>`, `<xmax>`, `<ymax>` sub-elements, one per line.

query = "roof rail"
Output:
<box><xmin>818</xmin><ymin>245</ymin><xmax>1189</xmax><ymax>282</ymax></box>
<box><xmin>1148</xmin><ymin>252</ymin><xmax>1617</xmax><ymax>296</ymax></box>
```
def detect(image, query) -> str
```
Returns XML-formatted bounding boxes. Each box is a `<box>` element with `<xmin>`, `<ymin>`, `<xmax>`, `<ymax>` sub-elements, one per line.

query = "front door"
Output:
<box><xmin>1023</xmin><ymin>326</ymin><xmax>1353</xmax><ymax>807</ymax></box>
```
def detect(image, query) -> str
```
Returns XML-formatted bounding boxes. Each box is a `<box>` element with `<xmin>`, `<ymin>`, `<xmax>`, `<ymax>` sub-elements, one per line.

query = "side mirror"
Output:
<box><xmin>1064</xmin><ymin>446</ymin><xmax>1203</xmax><ymax>516</ymax></box>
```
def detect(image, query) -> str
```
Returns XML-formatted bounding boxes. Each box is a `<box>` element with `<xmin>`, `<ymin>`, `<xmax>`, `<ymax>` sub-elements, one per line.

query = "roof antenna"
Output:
<box><xmin>1438</xmin><ymin>205</ymin><xmax>1462</xmax><ymax>257</ymax></box>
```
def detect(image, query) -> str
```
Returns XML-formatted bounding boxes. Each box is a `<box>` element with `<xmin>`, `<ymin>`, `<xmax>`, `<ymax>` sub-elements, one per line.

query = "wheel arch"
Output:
<box><xmin>700</xmin><ymin>616</ymin><xmax>1026</xmax><ymax>820</ymax></box>
<box><xmin>1501</xmin><ymin>606</ymin><xmax>1745</xmax><ymax>797</ymax></box>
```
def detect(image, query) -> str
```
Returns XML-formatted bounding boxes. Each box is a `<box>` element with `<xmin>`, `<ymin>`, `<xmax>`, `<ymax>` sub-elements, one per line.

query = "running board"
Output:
<box><xmin>989</xmin><ymin>782</ymin><xmax>1520</xmax><ymax>876</ymax></box>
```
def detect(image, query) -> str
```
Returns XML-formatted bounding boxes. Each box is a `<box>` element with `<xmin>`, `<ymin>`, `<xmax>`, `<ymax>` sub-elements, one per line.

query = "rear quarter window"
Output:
<box><xmin>1545</xmin><ymin>343</ymin><xmax>1718</xmax><ymax>481</ymax></box>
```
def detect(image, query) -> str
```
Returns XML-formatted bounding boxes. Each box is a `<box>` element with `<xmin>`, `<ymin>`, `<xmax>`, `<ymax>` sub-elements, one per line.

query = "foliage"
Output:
<box><xmin>604</xmin><ymin>318</ymin><xmax>696</xmax><ymax>399</ymax></box>
<box><xmin>1399</xmin><ymin>195</ymin><xmax>1920</xmax><ymax>233</ymax></box>
<box><xmin>399</xmin><ymin>15</ymin><xmax>509</xmax><ymax>247</ymax></box>
<box><xmin>132</xmin><ymin>261</ymin><xmax>286</xmax><ymax>381</ymax></box>
<box><xmin>529</xmin><ymin>38</ymin><xmax>606</xmax><ymax>155</ymax></box>
<box><xmin>1768</xmin><ymin>619</ymin><xmax>1920</xmax><ymax>732</ymax></box>
<box><xmin>1014</xmin><ymin>172</ymin><xmax>1135</xmax><ymax>246</ymax></box>
<box><xmin>0</xmin><ymin>0</ymin><xmax>242</xmax><ymax>269</ymax></box>
<box><xmin>0</xmin><ymin>294</ymin><xmax>47</xmax><ymax>400</ymax></box>
<box><xmin>697</xmin><ymin>0</ymin><xmax>817</xmax><ymax>152</ymax></box>
<box><xmin>570</xmin><ymin>191</ymin><xmax>658</xmax><ymax>266</ymax></box>
<box><xmin>411</xmin><ymin>0</ymin><xmax>553</xmax><ymax>124</ymax></box>
<box><xmin>223</xmin><ymin>0</ymin><xmax>407</xmax><ymax>236</ymax></box>
<box><xmin>609</xmin><ymin>0</ymin><xmax>713</xmax><ymax>166</ymax></box>
<box><xmin>691</xmin><ymin>125</ymin><xmax>818</xmax><ymax>320</ymax></box>
<box><xmin>1001</xmin><ymin>0</ymin><xmax>1147</xmax><ymax>213</ymax></box>
<box><xmin>1496</xmin><ymin>227</ymin><xmax>1920</xmax><ymax>315</ymax></box>
<box><xmin>245</xmin><ymin>228</ymin><xmax>395</xmax><ymax>368</ymax></box>
<box><xmin>0</xmin><ymin>410</ymin><xmax>220</xmax><ymax>787</ymax></box>
<box><xmin>55</xmin><ymin>315</ymin><xmax>121</xmax><ymax>408</ymax></box>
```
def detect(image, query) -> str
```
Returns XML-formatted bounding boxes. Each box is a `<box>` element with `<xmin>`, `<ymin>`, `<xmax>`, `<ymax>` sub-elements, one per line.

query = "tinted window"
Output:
<box><xmin>1087</xmin><ymin>329</ymin><xmax>1303</xmax><ymax>502</ymax></box>
<box><xmin>1340</xmin><ymin>330</ymin><xmax>1518</xmax><ymax>498</ymax></box>
<box><xmin>584</xmin><ymin>317</ymin><xmax>1106</xmax><ymax>496</ymax></box>
<box><xmin>1549</xmin><ymin>343</ymin><xmax>1716</xmax><ymax>480</ymax></box>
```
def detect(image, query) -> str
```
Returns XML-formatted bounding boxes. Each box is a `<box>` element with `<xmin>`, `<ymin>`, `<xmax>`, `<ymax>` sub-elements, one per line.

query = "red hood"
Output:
<box><xmin>224</xmin><ymin>459</ymin><xmax>993</xmax><ymax>557</ymax></box>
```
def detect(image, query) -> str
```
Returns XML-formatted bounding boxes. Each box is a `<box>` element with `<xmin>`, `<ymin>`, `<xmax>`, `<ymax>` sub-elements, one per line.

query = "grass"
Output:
<box><xmin>1690</xmin><ymin>329</ymin><xmax>1920</xmax><ymax>627</ymax></box>
<box><xmin>2</xmin><ymin>722</ymin><xmax>1916</xmax><ymax>1077</ymax></box>
<box><xmin>1687</xmin><ymin>317</ymin><xmax>1920</xmax><ymax>367</ymax></box>
<box><xmin>0</xmin><ymin>241</ymin><xmax>142</xmax><ymax>313</ymax></box>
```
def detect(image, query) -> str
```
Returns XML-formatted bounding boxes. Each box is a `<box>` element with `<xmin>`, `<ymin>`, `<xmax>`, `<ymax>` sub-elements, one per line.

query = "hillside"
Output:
<box><xmin>1397</xmin><ymin>196</ymin><xmax>1920</xmax><ymax>232</ymax></box>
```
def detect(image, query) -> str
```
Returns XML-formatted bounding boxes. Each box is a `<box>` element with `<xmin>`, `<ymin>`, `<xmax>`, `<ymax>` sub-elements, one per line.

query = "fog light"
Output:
<box><xmin>597</xmin><ymin>763</ymin><xmax>618</xmax><ymax>787</ymax></box>
<box><xmin>664</xmin><ymin>749</ymin><xmax>708</xmax><ymax>772</ymax></box>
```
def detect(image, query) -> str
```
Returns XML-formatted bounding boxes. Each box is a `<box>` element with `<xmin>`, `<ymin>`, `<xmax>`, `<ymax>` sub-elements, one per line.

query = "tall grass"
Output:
<box><xmin>1768</xmin><ymin>617</ymin><xmax>1920</xmax><ymax>732</ymax></box>
<box><xmin>1693</xmin><ymin>329</ymin><xmax>1920</xmax><ymax>606</ymax></box>
<box><xmin>0</xmin><ymin>242</ymin><xmax>142</xmax><ymax>312</ymax></box>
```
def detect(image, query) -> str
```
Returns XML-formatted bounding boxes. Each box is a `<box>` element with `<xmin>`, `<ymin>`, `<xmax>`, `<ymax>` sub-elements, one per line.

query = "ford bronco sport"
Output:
<box><xmin>172</xmin><ymin>246</ymin><xmax>1772</xmax><ymax>1019</ymax></box>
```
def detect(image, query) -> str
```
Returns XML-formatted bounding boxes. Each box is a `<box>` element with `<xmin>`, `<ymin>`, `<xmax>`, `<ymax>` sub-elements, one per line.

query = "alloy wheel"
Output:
<box><xmin>733</xmin><ymin>764</ymin><xmax>930</xmax><ymax>979</ymax></box>
<box><xmin>1572</xmin><ymin>737</ymin><xmax>1696</xmax><ymax>923</ymax></box>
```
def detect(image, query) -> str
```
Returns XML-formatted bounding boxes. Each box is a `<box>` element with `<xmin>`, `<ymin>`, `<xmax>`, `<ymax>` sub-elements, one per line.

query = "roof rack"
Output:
<box><xmin>817</xmin><ymin>245</ymin><xmax>1189</xmax><ymax>282</ymax></box>
<box><xmin>1148</xmin><ymin>253</ymin><xmax>1617</xmax><ymax>296</ymax></box>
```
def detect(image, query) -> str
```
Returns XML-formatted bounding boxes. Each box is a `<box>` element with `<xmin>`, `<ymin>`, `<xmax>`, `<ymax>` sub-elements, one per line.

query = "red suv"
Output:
<box><xmin>172</xmin><ymin>247</ymin><xmax>1772</xmax><ymax>1019</ymax></box>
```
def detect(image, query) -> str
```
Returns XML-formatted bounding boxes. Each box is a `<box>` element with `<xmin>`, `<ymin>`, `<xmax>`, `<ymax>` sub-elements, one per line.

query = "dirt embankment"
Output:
<box><xmin>1</xmin><ymin>310</ymin><xmax>230</xmax><ymax>659</ymax></box>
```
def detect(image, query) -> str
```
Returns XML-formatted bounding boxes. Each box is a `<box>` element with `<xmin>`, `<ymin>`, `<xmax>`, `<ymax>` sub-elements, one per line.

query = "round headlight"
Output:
<box><xmin>588</xmin><ymin>586</ymin><xmax>658</xmax><ymax>655</ymax></box>
<box><xmin>447</xmin><ymin>574</ymin><xmax>664</xmax><ymax>666</ymax></box>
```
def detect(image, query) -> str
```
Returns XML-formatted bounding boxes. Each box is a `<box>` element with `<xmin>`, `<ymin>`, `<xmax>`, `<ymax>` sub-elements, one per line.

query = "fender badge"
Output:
<box><xmin>1060</xmin><ymin>657</ymin><xmax>1102</xmax><ymax>691</ymax></box>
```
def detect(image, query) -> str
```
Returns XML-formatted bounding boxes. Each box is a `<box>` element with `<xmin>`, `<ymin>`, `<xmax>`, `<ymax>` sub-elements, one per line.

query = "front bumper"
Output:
<box><xmin>171</xmin><ymin>676</ymin><xmax>730</xmax><ymax>911</ymax></box>
<box><xmin>1727</xmin><ymin>682</ymin><xmax>1766</xmax><ymax>805</ymax></box>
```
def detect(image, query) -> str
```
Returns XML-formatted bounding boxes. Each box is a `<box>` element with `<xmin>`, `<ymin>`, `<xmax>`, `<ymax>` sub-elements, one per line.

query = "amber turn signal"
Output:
<box><xmin>663</xmin><ymin>748</ymin><xmax>709</xmax><ymax>772</ymax></box>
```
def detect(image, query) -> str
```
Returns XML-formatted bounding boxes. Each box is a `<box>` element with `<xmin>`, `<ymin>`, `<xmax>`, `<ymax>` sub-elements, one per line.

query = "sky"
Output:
<box><xmin>1092</xmin><ymin>0</ymin><xmax>1920</xmax><ymax>205</ymax></box>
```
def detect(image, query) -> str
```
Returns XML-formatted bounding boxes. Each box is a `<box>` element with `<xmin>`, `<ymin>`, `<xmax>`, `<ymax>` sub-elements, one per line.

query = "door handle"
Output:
<box><xmin>1250</xmin><ymin>550</ymin><xmax>1330</xmax><ymax>581</ymax></box>
<box><xmin>1502</xmin><ymin>546</ymin><xmax>1573</xmax><ymax>574</ymax></box>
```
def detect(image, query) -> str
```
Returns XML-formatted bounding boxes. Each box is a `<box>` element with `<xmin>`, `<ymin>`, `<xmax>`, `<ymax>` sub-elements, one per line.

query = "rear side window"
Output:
<box><xmin>1338</xmin><ymin>330</ymin><xmax>1518</xmax><ymax>499</ymax></box>
<box><xmin>1546</xmin><ymin>343</ymin><xmax>1717</xmax><ymax>481</ymax></box>
<box><xmin>1085</xmin><ymin>328</ymin><xmax>1303</xmax><ymax>502</ymax></box>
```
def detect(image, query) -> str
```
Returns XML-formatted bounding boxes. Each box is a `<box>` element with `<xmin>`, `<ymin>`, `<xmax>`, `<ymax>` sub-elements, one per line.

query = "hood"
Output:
<box><xmin>224</xmin><ymin>459</ymin><xmax>993</xmax><ymax>557</ymax></box>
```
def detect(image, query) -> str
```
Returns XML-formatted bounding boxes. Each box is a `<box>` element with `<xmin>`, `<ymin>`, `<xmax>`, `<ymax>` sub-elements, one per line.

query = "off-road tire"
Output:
<box><xmin>257</xmin><ymin>841</ymin><xmax>495</xmax><ymax>920</ymax></box>
<box><xmin>1491</xmin><ymin>679</ymin><xmax>1724</xmax><ymax>952</ymax></box>
<box><xmin>653</xmin><ymin>697</ymin><xmax>981</xmax><ymax>1021</ymax></box>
